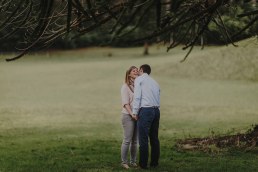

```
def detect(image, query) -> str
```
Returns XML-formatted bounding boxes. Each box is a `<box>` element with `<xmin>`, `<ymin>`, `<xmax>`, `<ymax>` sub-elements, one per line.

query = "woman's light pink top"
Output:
<box><xmin>121</xmin><ymin>83</ymin><xmax>134</xmax><ymax>114</ymax></box>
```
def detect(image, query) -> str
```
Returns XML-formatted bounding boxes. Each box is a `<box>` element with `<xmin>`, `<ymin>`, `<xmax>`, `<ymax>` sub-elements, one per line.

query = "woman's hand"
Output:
<box><xmin>131</xmin><ymin>114</ymin><xmax>138</xmax><ymax>121</ymax></box>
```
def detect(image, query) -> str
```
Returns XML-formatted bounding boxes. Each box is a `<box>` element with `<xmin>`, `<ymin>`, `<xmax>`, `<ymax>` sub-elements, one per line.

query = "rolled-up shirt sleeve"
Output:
<box><xmin>121</xmin><ymin>84</ymin><xmax>129</xmax><ymax>107</ymax></box>
<box><xmin>132</xmin><ymin>78</ymin><xmax>141</xmax><ymax>115</ymax></box>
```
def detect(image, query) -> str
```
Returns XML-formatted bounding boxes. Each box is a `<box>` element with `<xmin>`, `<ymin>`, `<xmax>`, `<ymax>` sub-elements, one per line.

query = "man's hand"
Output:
<box><xmin>131</xmin><ymin>114</ymin><xmax>138</xmax><ymax>121</ymax></box>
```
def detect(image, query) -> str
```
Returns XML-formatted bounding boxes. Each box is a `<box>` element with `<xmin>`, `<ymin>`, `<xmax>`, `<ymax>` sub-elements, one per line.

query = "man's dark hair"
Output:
<box><xmin>140</xmin><ymin>64</ymin><xmax>151</xmax><ymax>75</ymax></box>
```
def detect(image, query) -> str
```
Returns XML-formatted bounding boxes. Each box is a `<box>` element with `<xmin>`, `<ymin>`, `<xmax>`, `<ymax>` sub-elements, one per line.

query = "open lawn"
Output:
<box><xmin>1</xmin><ymin>40</ymin><xmax>258</xmax><ymax>171</ymax></box>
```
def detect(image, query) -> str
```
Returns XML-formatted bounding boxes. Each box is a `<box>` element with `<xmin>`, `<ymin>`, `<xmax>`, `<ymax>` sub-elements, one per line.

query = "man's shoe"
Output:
<box><xmin>150</xmin><ymin>165</ymin><xmax>158</xmax><ymax>168</ymax></box>
<box><xmin>150</xmin><ymin>163</ymin><xmax>158</xmax><ymax>168</ymax></box>
<box><xmin>139</xmin><ymin>165</ymin><xmax>148</xmax><ymax>170</ymax></box>
<box><xmin>121</xmin><ymin>163</ymin><xmax>130</xmax><ymax>169</ymax></box>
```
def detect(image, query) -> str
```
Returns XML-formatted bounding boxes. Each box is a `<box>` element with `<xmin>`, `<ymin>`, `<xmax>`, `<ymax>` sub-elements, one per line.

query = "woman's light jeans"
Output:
<box><xmin>121</xmin><ymin>113</ymin><xmax>138</xmax><ymax>164</ymax></box>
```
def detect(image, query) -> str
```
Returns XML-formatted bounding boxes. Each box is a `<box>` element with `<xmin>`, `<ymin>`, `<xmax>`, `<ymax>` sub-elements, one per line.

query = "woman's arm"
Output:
<box><xmin>124</xmin><ymin>104</ymin><xmax>133</xmax><ymax>117</ymax></box>
<box><xmin>121</xmin><ymin>84</ymin><xmax>133</xmax><ymax>117</ymax></box>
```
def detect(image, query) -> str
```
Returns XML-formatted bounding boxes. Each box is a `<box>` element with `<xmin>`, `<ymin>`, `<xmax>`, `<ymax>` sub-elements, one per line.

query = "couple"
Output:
<box><xmin>121</xmin><ymin>64</ymin><xmax>160</xmax><ymax>170</ymax></box>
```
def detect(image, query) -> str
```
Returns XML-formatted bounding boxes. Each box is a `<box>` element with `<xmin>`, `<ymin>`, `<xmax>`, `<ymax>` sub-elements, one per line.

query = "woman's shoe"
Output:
<box><xmin>130</xmin><ymin>163</ymin><xmax>138</xmax><ymax>168</ymax></box>
<box><xmin>121</xmin><ymin>163</ymin><xmax>130</xmax><ymax>169</ymax></box>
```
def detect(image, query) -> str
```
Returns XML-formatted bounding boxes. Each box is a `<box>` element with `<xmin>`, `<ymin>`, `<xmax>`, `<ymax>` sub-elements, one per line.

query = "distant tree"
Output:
<box><xmin>1</xmin><ymin>0</ymin><xmax>258</xmax><ymax>61</ymax></box>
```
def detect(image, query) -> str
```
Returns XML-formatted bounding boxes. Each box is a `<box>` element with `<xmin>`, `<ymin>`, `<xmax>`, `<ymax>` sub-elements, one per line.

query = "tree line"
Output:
<box><xmin>0</xmin><ymin>0</ymin><xmax>258</xmax><ymax>61</ymax></box>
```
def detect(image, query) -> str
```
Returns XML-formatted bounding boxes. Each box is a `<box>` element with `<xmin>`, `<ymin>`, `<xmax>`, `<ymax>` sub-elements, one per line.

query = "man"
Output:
<box><xmin>132</xmin><ymin>64</ymin><xmax>160</xmax><ymax>169</ymax></box>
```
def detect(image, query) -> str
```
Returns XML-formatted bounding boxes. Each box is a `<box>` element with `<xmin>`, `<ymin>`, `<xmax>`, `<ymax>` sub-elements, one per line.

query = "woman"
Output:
<box><xmin>120</xmin><ymin>66</ymin><xmax>138</xmax><ymax>169</ymax></box>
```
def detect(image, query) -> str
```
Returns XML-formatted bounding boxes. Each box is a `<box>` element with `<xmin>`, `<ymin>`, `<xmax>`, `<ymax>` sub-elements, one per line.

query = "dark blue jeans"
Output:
<box><xmin>137</xmin><ymin>107</ymin><xmax>160</xmax><ymax>168</ymax></box>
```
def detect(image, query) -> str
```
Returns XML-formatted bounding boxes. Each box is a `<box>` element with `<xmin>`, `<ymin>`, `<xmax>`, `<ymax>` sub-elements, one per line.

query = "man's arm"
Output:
<box><xmin>132</xmin><ymin>78</ymin><xmax>142</xmax><ymax>116</ymax></box>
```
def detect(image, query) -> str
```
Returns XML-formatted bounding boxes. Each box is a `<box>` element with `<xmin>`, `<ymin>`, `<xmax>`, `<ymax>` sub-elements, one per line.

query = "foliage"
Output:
<box><xmin>1</xmin><ymin>0</ymin><xmax>258</xmax><ymax>61</ymax></box>
<box><xmin>176</xmin><ymin>125</ymin><xmax>258</xmax><ymax>153</ymax></box>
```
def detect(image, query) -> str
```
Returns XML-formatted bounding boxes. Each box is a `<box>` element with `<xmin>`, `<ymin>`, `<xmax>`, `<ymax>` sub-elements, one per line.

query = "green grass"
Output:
<box><xmin>1</xmin><ymin>40</ymin><xmax>258</xmax><ymax>171</ymax></box>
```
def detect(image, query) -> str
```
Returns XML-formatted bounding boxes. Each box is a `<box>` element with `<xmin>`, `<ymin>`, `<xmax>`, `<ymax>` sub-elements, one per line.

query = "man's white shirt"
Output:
<box><xmin>132</xmin><ymin>73</ymin><xmax>160</xmax><ymax>115</ymax></box>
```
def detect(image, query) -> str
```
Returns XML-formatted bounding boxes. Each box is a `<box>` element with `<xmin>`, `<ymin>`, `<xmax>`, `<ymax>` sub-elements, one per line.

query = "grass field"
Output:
<box><xmin>1</xmin><ymin>39</ymin><xmax>258</xmax><ymax>171</ymax></box>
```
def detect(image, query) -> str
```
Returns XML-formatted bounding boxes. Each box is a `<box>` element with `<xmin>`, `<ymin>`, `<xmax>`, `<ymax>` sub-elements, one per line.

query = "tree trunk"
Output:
<box><xmin>143</xmin><ymin>42</ymin><xmax>149</xmax><ymax>55</ymax></box>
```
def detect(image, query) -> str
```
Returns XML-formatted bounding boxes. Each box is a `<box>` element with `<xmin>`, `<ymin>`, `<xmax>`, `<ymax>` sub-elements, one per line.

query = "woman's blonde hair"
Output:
<box><xmin>125</xmin><ymin>66</ymin><xmax>137</xmax><ymax>91</ymax></box>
